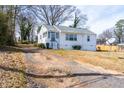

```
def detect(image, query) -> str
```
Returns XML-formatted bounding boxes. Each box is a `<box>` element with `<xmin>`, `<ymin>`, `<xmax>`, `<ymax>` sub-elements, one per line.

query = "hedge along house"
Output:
<box><xmin>37</xmin><ymin>25</ymin><xmax>96</xmax><ymax>51</ymax></box>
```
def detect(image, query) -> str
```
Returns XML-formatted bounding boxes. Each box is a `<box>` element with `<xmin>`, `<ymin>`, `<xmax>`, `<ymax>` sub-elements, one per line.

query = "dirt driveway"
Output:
<box><xmin>24</xmin><ymin>48</ymin><xmax>79</xmax><ymax>88</ymax></box>
<box><xmin>23</xmin><ymin>48</ymin><xmax>124</xmax><ymax>88</ymax></box>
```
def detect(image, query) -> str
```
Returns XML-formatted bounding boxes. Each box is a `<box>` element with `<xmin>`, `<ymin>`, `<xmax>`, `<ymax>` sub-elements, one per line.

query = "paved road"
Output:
<box><xmin>24</xmin><ymin>48</ymin><xmax>124</xmax><ymax>88</ymax></box>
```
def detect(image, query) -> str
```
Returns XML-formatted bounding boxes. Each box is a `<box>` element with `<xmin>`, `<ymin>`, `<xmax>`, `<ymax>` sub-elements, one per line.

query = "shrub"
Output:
<box><xmin>72</xmin><ymin>45</ymin><xmax>81</xmax><ymax>50</ymax></box>
<box><xmin>21</xmin><ymin>40</ymin><xmax>30</xmax><ymax>44</ymax></box>
<box><xmin>38</xmin><ymin>43</ymin><xmax>46</xmax><ymax>49</ymax></box>
<box><xmin>0</xmin><ymin>12</ymin><xmax>9</xmax><ymax>45</ymax></box>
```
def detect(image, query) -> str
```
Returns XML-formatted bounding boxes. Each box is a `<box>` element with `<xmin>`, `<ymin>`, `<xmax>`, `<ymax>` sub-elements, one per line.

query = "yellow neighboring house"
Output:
<box><xmin>96</xmin><ymin>45</ymin><xmax>119</xmax><ymax>52</ymax></box>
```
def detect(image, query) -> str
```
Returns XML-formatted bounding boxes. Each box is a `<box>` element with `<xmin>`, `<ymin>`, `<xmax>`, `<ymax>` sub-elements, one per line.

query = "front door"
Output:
<box><xmin>49</xmin><ymin>32</ymin><xmax>59</xmax><ymax>49</ymax></box>
<box><xmin>51</xmin><ymin>32</ymin><xmax>56</xmax><ymax>41</ymax></box>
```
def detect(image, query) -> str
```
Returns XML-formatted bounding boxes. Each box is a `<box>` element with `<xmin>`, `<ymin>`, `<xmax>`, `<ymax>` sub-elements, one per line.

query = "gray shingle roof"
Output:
<box><xmin>43</xmin><ymin>24</ymin><xmax>96</xmax><ymax>35</ymax></box>
<box><xmin>44</xmin><ymin>25</ymin><xmax>58</xmax><ymax>32</ymax></box>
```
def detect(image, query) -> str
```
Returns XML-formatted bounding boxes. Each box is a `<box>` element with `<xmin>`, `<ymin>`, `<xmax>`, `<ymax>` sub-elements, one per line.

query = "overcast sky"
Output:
<box><xmin>63</xmin><ymin>5</ymin><xmax>124</xmax><ymax>35</ymax></box>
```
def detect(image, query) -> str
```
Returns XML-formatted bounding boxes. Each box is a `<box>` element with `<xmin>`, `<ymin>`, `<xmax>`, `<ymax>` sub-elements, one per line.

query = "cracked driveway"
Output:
<box><xmin>23</xmin><ymin>48</ymin><xmax>124</xmax><ymax>88</ymax></box>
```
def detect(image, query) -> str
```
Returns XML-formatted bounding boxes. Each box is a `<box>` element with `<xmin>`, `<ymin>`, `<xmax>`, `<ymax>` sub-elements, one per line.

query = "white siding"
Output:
<box><xmin>37</xmin><ymin>25</ymin><xmax>96</xmax><ymax>51</ymax></box>
<box><xmin>38</xmin><ymin>26</ymin><xmax>48</xmax><ymax>44</ymax></box>
<box><xmin>59</xmin><ymin>33</ymin><xmax>96</xmax><ymax>51</ymax></box>
<box><xmin>59</xmin><ymin>33</ymin><xmax>80</xmax><ymax>49</ymax></box>
<box><xmin>82</xmin><ymin>34</ymin><xmax>96</xmax><ymax>51</ymax></box>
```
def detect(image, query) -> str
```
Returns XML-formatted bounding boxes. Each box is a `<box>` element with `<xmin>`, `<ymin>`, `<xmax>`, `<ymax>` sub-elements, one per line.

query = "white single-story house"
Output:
<box><xmin>37</xmin><ymin>25</ymin><xmax>96</xmax><ymax>51</ymax></box>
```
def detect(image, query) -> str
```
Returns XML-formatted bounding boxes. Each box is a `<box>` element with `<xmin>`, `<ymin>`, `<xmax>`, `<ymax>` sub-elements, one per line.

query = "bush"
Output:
<box><xmin>72</xmin><ymin>45</ymin><xmax>81</xmax><ymax>50</ymax></box>
<box><xmin>21</xmin><ymin>40</ymin><xmax>30</xmax><ymax>44</ymax></box>
<box><xmin>37</xmin><ymin>43</ymin><xmax>46</xmax><ymax>49</ymax></box>
<box><xmin>0</xmin><ymin>12</ymin><xmax>9</xmax><ymax>45</ymax></box>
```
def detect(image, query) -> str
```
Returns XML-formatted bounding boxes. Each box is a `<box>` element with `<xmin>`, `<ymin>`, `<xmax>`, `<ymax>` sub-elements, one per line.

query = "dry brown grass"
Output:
<box><xmin>0</xmin><ymin>51</ymin><xmax>26</xmax><ymax>88</ymax></box>
<box><xmin>49</xmin><ymin>50</ymin><xmax>124</xmax><ymax>73</ymax></box>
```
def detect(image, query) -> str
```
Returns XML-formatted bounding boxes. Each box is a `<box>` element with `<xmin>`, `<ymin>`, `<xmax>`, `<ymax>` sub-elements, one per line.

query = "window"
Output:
<box><xmin>70</xmin><ymin>34</ymin><xmax>73</xmax><ymax>40</ymax></box>
<box><xmin>51</xmin><ymin>32</ymin><xmax>56</xmax><ymax>41</ymax></box>
<box><xmin>48</xmin><ymin>32</ymin><xmax>59</xmax><ymax>39</ymax></box>
<box><xmin>56</xmin><ymin>33</ymin><xmax>59</xmax><ymax>39</ymax></box>
<box><xmin>66</xmin><ymin>34</ymin><xmax>69</xmax><ymax>40</ymax></box>
<box><xmin>87</xmin><ymin>36</ymin><xmax>90</xmax><ymax>42</ymax></box>
<box><xmin>66</xmin><ymin>34</ymin><xmax>77</xmax><ymax>41</ymax></box>
<box><xmin>73</xmin><ymin>34</ymin><xmax>77</xmax><ymax>41</ymax></box>
<box><xmin>43</xmin><ymin>32</ymin><xmax>47</xmax><ymax>38</ymax></box>
<box><xmin>48</xmin><ymin>32</ymin><xmax>50</xmax><ymax>38</ymax></box>
<box><xmin>40</xmin><ymin>35</ymin><xmax>42</xmax><ymax>39</ymax></box>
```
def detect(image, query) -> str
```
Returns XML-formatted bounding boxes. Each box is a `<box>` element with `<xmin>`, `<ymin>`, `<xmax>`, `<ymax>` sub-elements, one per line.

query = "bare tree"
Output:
<box><xmin>18</xmin><ymin>13</ymin><xmax>35</xmax><ymax>42</ymax></box>
<box><xmin>70</xmin><ymin>9</ymin><xmax>88</xmax><ymax>28</ymax></box>
<box><xmin>102</xmin><ymin>29</ymin><xmax>113</xmax><ymax>39</ymax></box>
<box><xmin>0</xmin><ymin>5</ymin><xmax>24</xmax><ymax>45</ymax></box>
<box><xmin>30</xmin><ymin>5</ymin><xmax>76</xmax><ymax>25</ymax></box>
<box><xmin>0</xmin><ymin>5</ymin><xmax>37</xmax><ymax>44</ymax></box>
<box><xmin>97</xmin><ymin>29</ymin><xmax>113</xmax><ymax>44</ymax></box>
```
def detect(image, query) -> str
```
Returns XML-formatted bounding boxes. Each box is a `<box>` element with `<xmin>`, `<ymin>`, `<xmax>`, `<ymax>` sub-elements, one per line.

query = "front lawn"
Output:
<box><xmin>49</xmin><ymin>50</ymin><xmax>124</xmax><ymax>73</ymax></box>
<box><xmin>0</xmin><ymin>47</ymin><xmax>26</xmax><ymax>87</ymax></box>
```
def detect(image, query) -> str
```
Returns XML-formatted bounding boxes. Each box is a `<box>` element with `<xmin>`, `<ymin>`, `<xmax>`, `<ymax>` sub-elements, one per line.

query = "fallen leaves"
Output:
<box><xmin>0</xmin><ymin>51</ymin><xmax>26</xmax><ymax>88</ymax></box>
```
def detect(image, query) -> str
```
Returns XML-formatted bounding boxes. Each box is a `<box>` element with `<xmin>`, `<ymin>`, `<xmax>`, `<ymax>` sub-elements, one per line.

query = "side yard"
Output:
<box><xmin>0</xmin><ymin>47</ymin><xmax>26</xmax><ymax>88</ymax></box>
<box><xmin>49</xmin><ymin>50</ymin><xmax>124</xmax><ymax>73</ymax></box>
